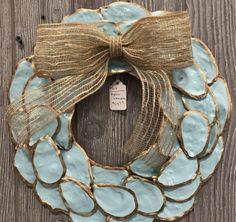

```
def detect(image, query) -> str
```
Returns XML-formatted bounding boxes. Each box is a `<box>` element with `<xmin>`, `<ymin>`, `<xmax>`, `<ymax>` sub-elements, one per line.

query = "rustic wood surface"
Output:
<box><xmin>0</xmin><ymin>0</ymin><xmax>235</xmax><ymax>221</ymax></box>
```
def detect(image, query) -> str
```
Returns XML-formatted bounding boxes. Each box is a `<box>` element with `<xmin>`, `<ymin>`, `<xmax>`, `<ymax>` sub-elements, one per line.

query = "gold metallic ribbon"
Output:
<box><xmin>7</xmin><ymin>12</ymin><xmax>193</xmax><ymax>160</ymax></box>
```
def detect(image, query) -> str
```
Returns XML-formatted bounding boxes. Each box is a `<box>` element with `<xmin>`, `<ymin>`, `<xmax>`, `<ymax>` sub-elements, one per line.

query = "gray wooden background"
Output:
<box><xmin>0</xmin><ymin>0</ymin><xmax>235</xmax><ymax>221</ymax></box>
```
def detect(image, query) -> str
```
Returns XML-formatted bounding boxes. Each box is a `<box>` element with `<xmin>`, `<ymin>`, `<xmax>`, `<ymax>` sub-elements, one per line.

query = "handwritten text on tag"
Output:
<box><xmin>109</xmin><ymin>80</ymin><xmax>127</xmax><ymax>111</ymax></box>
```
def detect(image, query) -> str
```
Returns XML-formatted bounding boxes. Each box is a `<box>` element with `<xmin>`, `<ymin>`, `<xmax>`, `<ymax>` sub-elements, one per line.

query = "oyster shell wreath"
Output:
<box><xmin>9</xmin><ymin>2</ymin><xmax>232</xmax><ymax>222</ymax></box>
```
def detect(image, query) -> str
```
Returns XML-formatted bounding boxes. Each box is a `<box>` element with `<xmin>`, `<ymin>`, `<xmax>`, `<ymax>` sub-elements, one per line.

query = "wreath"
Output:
<box><xmin>7</xmin><ymin>2</ymin><xmax>232</xmax><ymax>222</ymax></box>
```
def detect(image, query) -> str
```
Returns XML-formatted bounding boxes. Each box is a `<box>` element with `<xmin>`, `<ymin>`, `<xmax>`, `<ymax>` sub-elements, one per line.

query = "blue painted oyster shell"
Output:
<box><xmin>10</xmin><ymin>2</ymin><xmax>232</xmax><ymax>222</ymax></box>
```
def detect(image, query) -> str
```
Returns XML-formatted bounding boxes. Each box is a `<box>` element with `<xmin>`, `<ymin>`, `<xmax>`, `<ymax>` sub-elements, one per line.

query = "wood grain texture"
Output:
<box><xmin>0</xmin><ymin>0</ymin><xmax>235</xmax><ymax>221</ymax></box>
<box><xmin>0</xmin><ymin>1</ymin><xmax>16</xmax><ymax>221</ymax></box>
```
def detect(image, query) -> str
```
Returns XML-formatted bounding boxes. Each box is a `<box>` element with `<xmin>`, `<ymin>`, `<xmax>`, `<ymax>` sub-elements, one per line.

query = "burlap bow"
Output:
<box><xmin>7</xmin><ymin>12</ymin><xmax>193</xmax><ymax>160</ymax></box>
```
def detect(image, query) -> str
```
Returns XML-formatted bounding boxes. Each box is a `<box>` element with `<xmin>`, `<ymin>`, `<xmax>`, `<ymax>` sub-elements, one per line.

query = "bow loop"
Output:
<box><xmin>33</xmin><ymin>23</ymin><xmax>111</xmax><ymax>79</ymax></box>
<box><xmin>122</xmin><ymin>11</ymin><xmax>193</xmax><ymax>70</ymax></box>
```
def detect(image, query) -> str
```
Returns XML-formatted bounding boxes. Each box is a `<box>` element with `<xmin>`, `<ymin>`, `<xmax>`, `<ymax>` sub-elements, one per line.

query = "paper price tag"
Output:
<box><xmin>109</xmin><ymin>80</ymin><xmax>127</xmax><ymax>111</ymax></box>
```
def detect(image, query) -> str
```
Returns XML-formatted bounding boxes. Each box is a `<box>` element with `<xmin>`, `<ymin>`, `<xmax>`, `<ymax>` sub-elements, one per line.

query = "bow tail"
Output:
<box><xmin>6</xmin><ymin>61</ymin><xmax>109</xmax><ymax>146</ymax></box>
<box><xmin>123</xmin><ymin>66</ymin><xmax>178</xmax><ymax>164</ymax></box>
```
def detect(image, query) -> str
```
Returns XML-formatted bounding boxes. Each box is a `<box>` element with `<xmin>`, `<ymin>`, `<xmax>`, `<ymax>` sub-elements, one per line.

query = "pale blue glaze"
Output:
<box><xmin>35</xmin><ymin>181</ymin><xmax>67</xmax><ymax>211</ymax></box>
<box><xmin>210</xmin><ymin>78</ymin><xmax>231</xmax><ymax>131</ymax></box>
<box><xmin>26</xmin><ymin>96</ymin><xmax>58</xmax><ymax>146</ymax></box>
<box><xmin>172</xmin><ymin>64</ymin><xmax>206</xmax><ymax>97</ymax></box>
<box><xmin>110</xmin><ymin>214</ymin><xmax>154</xmax><ymax>222</ymax></box>
<box><xmin>33</xmin><ymin>138</ymin><xmax>64</xmax><ymax>184</ymax></box>
<box><xmin>169</xmin><ymin>138</ymin><xmax>181</xmax><ymax>156</ymax></box>
<box><xmin>70</xmin><ymin>210</ymin><xmax>105</xmax><ymax>222</ymax></box>
<box><xmin>29</xmin><ymin>110</ymin><xmax>58</xmax><ymax>146</ymax></box>
<box><xmin>159</xmin><ymin>122</ymin><xmax>178</xmax><ymax>157</ymax></box>
<box><xmin>96</xmin><ymin>22</ymin><xmax>117</xmax><ymax>36</ymax></box>
<box><xmin>63</xmin><ymin>9</ymin><xmax>118</xmax><ymax>37</ymax></box>
<box><xmin>158</xmin><ymin>198</ymin><xmax>194</xmax><ymax>220</ymax></box>
<box><xmin>25</xmin><ymin>76</ymin><xmax>49</xmax><ymax>92</ymax></box>
<box><xmin>199</xmin><ymin>137</ymin><xmax>224</xmax><ymax>181</ymax></box>
<box><xmin>181</xmin><ymin>111</ymin><xmax>209</xmax><ymax>158</ymax></box>
<box><xmin>158</xmin><ymin>150</ymin><xmax>198</xmax><ymax>186</ymax></box>
<box><xmin>15</xmin><ymin>147</ymin><xmax>36</xmax><ymax>184</ymax></box>
<box><xmin>20</xmin><ymin>76</ymin><xmax>55</xmax><ymax>146</ymax></box>
<box><xmin>29</xmin><ymin>121</ymin><xmax>58</xmax><ymax>146</ymax></box>
<box><xmin>130</xmin><ymin>147</ymin><xmax>167</xmax><ymax>178</ymax></box>
<box><xmin>164</xmin><ymin>176</ymin><xmax>201</xmax><ymax>202</ymax></box>
<box><xmin>184</xmin><ymin>92</ymin><xmax>216</xmax><ymax>124</ymax></box>
<box><xmin>63</xmin><ymin>9</ymin><xmax>103</xmax><ymax>23</ymax></box>
<box><xmin>101</xmin><ymin>2</ymin><xmax>149</xmax><ymax>23</ymax></box>
<box><xmin>119</xmin><ymin>20</ymin><xmax>136</xmax><ymax>34</ymax></box>
<box><xmin>55</xmin><ymin>112</ymin><xmax>73</xmax><ymax>150</ymax></box>
<box><xmin>9</xmin><ymin>59</ymin><xmax>33</xmax><ymax>103</ymax></box>
<box><xmin>92</xmin><ymin>165</ymin><xmax>128</xmax><ymax>185</ymax></box>
<box><xmin>94</xmin><ymin>185</ymin><xmax>136</xmax><ymax>217</ymax></box>
<box><xmin>60</xmin><ymin>180</ymin><xmax>94</xmax><ymax>214</ymax></box>
<box><xmin>204</xmin><ymin>122</ymin><xmax>219</xmax><ymax>155</ymax></box>
<box><xmin>126</xmin><ymin>177</ymin><xmax>164</xmax><ymax>213</ymax></box>
<box><xmin>62</xmin><ymin>143</ymin><xmax>91</xmax><ymax>186</ymax></box>
<box><xmin>192</xmin><ymin>39</ymin><xmax>217</xmax><ymax>83</ymax></box>
<box><xmin>173</xmin><ymin>89</ymin><xmax>186</xmax><ymax>119</ymax></box>
<box><xmin>24</xmin><ymin>76</ymin><xmax>49</xmax><ymax>105</ymax></box>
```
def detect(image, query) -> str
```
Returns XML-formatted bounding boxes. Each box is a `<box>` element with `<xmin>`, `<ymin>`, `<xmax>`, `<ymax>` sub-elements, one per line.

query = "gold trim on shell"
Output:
<box><xmin>199</xmin><ymin>120</ymin><xmax>221</xmax><ymax>158</ymax></box>
<box><xmin>90</xmin><ymin>160</ymin><xmax>129</xmax><ymax>173</ymax></box>
<box><xmin>32</xmin><ymin>136</ymin><xmax>66</xmax><ymax>186</ymax></box>
<box><xmin>211</xmin><ymin>76</ymin><xmax>233</xmax><ymax>133</ymax></box>
<box><xmin>13</xmin><ymin>145</ymin><xmax>36</xmax><ymax>187</ymax></box>
<box><xmin>164</xmin><ymin>172</ymin><xmax>202</xmax><ymax>203</ymax></box>
<box><xmin>182</xmin><ymin>87</ymin><xmax>219</xmax><ymax>126</ymax></box>
<box><xmin>156</xmin><ymin>149</ymin><xmax>199</xmax><ymax>188</ymax></box>
<box><xmin>54</xmin><ymin>109</ymin><xmax>75</xmax><ymax>151</ymax></box>
<box><xmin>70</xmin><ymin>141</ymin><xmax>94</xmax><ymax>185</ymax></box>
<box><xmin>59</xmin><ymin>177</ymin><xmax>98</xmax><ymax>217</ymax></box>
<box><xmin>7</xmin><ymin>57</ymin><xmax>33</xmax><ymax>105</ymax></box>
<box><xmin>178</xmin><ymin>110</ymin><xmax>211</xmax><ymax>159</ymax></box>
<box><xmin>99</xmin><ymin>1</ymin><xmax>152</xmax><ymax>18</ymax></box>
<box><xmin>62</xmin><ymin>8</ymin><xmax>102</xmax><ymax>23</ymax></box>
<box><xmin>33</xmin><ymin>180</ymin><xmax>69</xmax><ymax>215</ymax></box>
<box><xmin>156</xmin><ymin>197</ymin><xmax>196</xmax><ymax>221</ymax></box>
<box><xmin>191</xmin><ymin>37</ymin><xmax>219</xmax><ymax>84</ymax></box>
<box><xmin>92</xmin><ymin>183</ymin><xmax>139</xmax><ymax>220</ymax></box>
<box><xmin>198</xmin><ymin>136</ymin><xmax>225</xmax><ymax>183</ymax></box>
<box><xmin>123</xmin><ymin>175</ymin><xmax>166</xmax><ymax>217</ymax></box>
<box><xmin>171</xmin><ymin>61</ymin><xmax>209</xmax><ymax>100</ymax></box>
<box><xmin>7</xmin><ymin>57</ymin><xmax>34</xmax><ymax>146</ymax></box>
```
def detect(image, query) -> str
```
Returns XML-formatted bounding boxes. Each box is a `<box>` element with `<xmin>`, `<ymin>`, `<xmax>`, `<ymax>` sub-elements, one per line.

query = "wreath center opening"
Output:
<box><xmin>74</xmin><ymin>73</ymin><xmax>142</xmax><ymax>167</ymax></box>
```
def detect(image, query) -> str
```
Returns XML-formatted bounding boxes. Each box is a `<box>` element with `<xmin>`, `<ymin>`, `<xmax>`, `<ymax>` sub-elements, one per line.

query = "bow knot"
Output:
<box><xmin>109</xmin><ymin>36</ymin><xmax>123</xmax><ymax>58</ymax></box>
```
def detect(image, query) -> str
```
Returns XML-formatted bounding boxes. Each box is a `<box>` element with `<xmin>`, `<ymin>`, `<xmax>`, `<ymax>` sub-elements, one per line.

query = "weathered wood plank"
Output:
<box><xmin>0</xmin><ymin>0</ymin><xmax>16</xmax><ymax>221</ymax></box>
<box><xmin>41</xmin><ymin>0</ymin><xmax>74</xmax><ymax>23</ymax></box>
<box><xmin>13</xmin><ymin>0</ymin><xmax>41</xmax><ymax>60</ymax></box>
